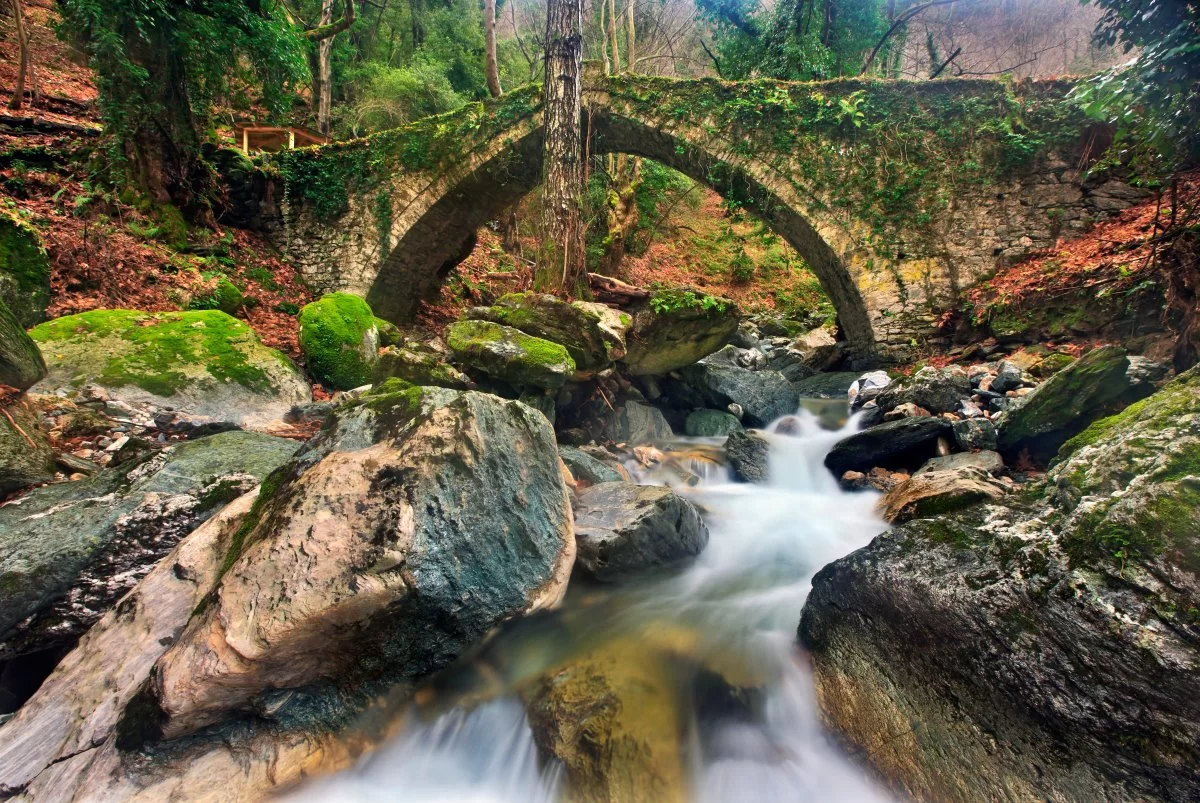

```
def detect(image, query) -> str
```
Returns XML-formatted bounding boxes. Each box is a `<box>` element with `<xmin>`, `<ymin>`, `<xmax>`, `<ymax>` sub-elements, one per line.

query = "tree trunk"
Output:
<box><xmin>598</xmin><ymin>0</ymin><xmax>640</xmax><ymax>278</ymax></box>
<box><xmin>317</xmin><ymin>0</ymin><xmax>335</xmax><ymax>135</ymax></box>
<box><xmin>537</xmin><ymin>0</ymin><xmax>586</xmax><ymax>295</ymax></box>
<box><xmin>484</xmin><ymin>0</ymin><xmax>502</xmax><ymax>98</ymax></box>
<box><xmin>7</xmin><ymin>0</ymin><xmax>29</xmax><ymax>111</ymax></box>
<box><xmin>605</xmin><ymin>0</ymin><xmax>620</xmax><ymax>73</ymax></box>
<box><xmin>625</xmin><ymin>0</ymin><xmax>634</xmax><ymax>71</ymax></box>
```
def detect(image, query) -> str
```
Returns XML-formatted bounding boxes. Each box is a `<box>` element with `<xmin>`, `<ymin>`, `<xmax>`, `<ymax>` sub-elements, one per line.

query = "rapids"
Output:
<box><xmin>288</xmin><ymin>408</ymin><xmax>892</xmax><ymax>802</ymax></box>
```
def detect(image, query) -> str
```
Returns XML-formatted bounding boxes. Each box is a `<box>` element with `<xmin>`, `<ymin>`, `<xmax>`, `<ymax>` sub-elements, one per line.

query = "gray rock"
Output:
<box><xmin>876</xmin><ymin>366</ymin><xmax>971</xmax><ymax>415</ymax></box>
<box><xmin>0</xmin><ymin>298</ymin><xmax>45</xmax><ymax>391</ymax></box>
<box><xmin>725</xmin><ymin>429</ymin><xmax>770</xmax><ymax>483</ymax></box>
<box><xmin>824</xmin><ymin>416</ymin><xmax>953</xmax><ymax>477</ymax></box>
<box><xmin>678</xmin><ymin>347</ymin><xmax>798</xmax><ymax>428</ymax></box>
<box><xmin>603</xmin><ymin>401</ymin><xmax>673</xmax><ymax>444</ymax></box>
<box><xmin>990</xmin><ymin>361</ymin><xmax>1024</xmax><ymax>393</ymax></box>
<box><xmin>952</xmin><ymin>417</ymin><xmax>999</xmax><ymax>451</ymax></box>
<box><xmin>559</xmin><ymin>445</ymin><xmax>624</xmax><ymax>485</ymax></box>
<box><xmin>0</xmin><ymin>396</ymin><xmax>55</xmax><ymax>496</ymax></box>
<box><xmin>799</xmin><ymin>368</ymin><xmax>1200</xmax><ymax>801</ymax></box>
<box><xmin>848</xmin><ymin>370</ymin><xmax>891</xmax><ymax>411</ymax></box>
<box><xmin>619</xmin><ymin>293</ymin><xmax>738</xmax><ymax>376</ymax></box>
<box><xmin>685</xmin><ymin>409</ymin><xmax>744</xmax><ymax>437</ymax></box>
<box><xmin>914</xmin><ymin>450</ymin><xmax>1004</xmax><ymax>476</ymax></box>
<box><xmin>572</xmin><ymin>482</ymin><xmax>708</xmax><ymax>581</ymax></box>
<box><xmin>877</xmin><ymin>465</ymin><xmax>1008</xmax><ymax>524</ymax></box>
<box><xmin>792</xmin><ymin>371</ymin><xmax>861</xmax><ymax>399</ymax></box>
<box><xmin>0</xmin><ymin>430</ymin><xmax>299</xmax><ymax>659</ymax></box>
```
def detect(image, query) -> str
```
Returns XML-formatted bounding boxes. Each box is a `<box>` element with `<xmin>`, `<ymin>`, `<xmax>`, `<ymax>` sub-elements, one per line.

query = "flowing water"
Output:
<box><xmin>289</xmin><ymin>408</ymin><xmax>892</xmax><ymax>803</ymax></box>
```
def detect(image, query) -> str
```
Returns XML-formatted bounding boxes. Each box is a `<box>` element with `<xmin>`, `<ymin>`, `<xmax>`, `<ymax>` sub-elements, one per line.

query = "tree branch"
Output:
<box><xmin>929</xmin><ymin>45</ymin><xmax>961</xmax><ymax>79</ymax></box>
<box><xmin>303</xmin><ymin>0</ymin><xmax>355</xmax><ymax>40</ymax></box>
<box><xmin>860</xmin><ymin>0</ymin><xmax>958</xmax><ymax>76</ymax></box>
<box><xmin>698</xmin><ymin>38</ymin><xmax>724</xmax><ymax>78</ymax></box>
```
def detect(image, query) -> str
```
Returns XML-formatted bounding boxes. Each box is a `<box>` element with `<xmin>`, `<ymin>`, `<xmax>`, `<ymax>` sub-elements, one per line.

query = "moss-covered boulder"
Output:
<box><xmin>799</xmin><ymin>368</ymin><xmax>1200</xmax><ymax>801</ymax></box>
<box><xmin>188</xmin><ymin>275</ymin><xmax>245</xmax><ymax>314</ymax></box>
<box><xmin>29</xmin><ymin>309</ymin><xmax>310</xmax><ymax>427</ymax></box>
<box><xmin>0</xmin><ymin>211</ymin><xmax>51</xmax><ymax>328</ymax></box>
<box><xmin>447</xmin><ymin>319</ymin><xmax>576</xmax><ymax>390</ymax></box>
<box><xmin>466</xmin><ymin>293</ymin><xmax>618</xmax><ymax>373</ymax></box>
<box><xmin>0</xmin><ymin>396</ymin><xmax>55</xmax><ymax>496</ymax></box>
<box><xmin>297</xmin><ymin>292</ymin><xmax>380</xmax><ymax>390</ymax></box>
<box><xmin>373</xmin><ymin>341</ymin><xmax>472</xmax><ymax>389</ymax></box>
<box><xmin>620</xmin><ymin>289</ymin><xmax>738</xmax><ymax>376</ymax></box>
<box><xmin>996</xmin><ymin>344</ymin><xmax>1131</xmax><ymax>460</ymax></box>
<box><xmin>0</xmin><ymin>297</ymin><xmax>46</xmax><ymax>390</ymax></box>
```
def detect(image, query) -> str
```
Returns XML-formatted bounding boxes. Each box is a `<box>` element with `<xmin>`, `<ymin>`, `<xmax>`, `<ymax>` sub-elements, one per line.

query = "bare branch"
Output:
<box><xmin>860</xmin><ymin>0</ymin><xmax>959</xmax><ymax>76</ymax></box>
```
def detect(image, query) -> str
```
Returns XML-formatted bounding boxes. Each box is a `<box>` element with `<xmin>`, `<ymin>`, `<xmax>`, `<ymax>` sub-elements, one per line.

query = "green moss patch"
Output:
<box><xmin>446</xmin><ymin>319</ymin><xmax>575</xmax><ymax>390</ymax></box>
<box><xmin>0</xmin><ymin>210</ymin><xmax>51</xmax><ymax>327</ymax></box>
<box><xmin>298</xmin><ymin>292</ymin><xmax>379</xmax><ymax>390</ymax></box>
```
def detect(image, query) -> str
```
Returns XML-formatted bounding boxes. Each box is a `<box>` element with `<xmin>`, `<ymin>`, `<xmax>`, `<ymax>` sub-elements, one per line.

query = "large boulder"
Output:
<box><xmin>875</xmin><ymin>365</ymin><xmax>971</xmax><ymax>415</ymax></box>
<box><xmin>466</xmin><ymin>293</ymin><xmax>624</xmax><ymax>371</ymax></box>
<box><xmin>0</xmin><ymin>297</ymin><xmax>45</xmax><ymax>390</ymax></box>
<box><xmin>620</xmin><ymin>290</ymin><xmax>738</xmax><ymax>376</ymax></box>
<box><xmin>792</xmin><ymin>371</ymin><xmax>861</xmax><ymax>399</ymax></box>
<box><xmin>876</xmin><ymin>465</ymin><xmax>1008</xmax><ymax>524</ymax></box>
<box><xmin>0</xmin><ymin>395</ymin><xmax>55</xmax><ymax>496</ymax></box>
<box><xmin>799</xmin><ymin>368</ymin><xmax>1200</xmax><ymax>801</ymax></box>
<box><xmin>0</xmin><ymin>430</ymin><xmax>299</xmax><ymax>661</ymax></box>
<box><xmin>824</xmin><ymin>416</ymin><xmax>953</xmax><ymax>477</ymax></box>
<box><xmin>297</xmin><ymin>292</ymin><xmax>380</xmax><ymax>390</ymax></box>
<box><xmin>685</xmin><ymin>409</ymin><xmax>743</xmax><ymax>437</ymax></box>
<box><xmin>124</xmin><ymin>387</ymin><xmax>574</xmax><ymax>743</ymax></box>
<box><xmin>602</xmin><ymin>400</ymin><xmax>673</xmax><ymax>444</ymax></box>
<box><xmin>372</xmin><ymin>340</ymin><xmax>472</xmax><ymax>389</ymax></box>
<box><xmin>0</xmin><ymin>211</ymin><xmax>51</xmax><ymax>328</ymax></box>
<box><xmin>572</xmin><ymin>482</ymin><xmax>708</xmax><ymax>580</ymax></box>
<box><xmin>447</xmin><ymin>319</ymin><xmax>576</xmax><ymax>390</ymax></box>
<box><xmin>28</xmin><ymin>309</ymin><xmax>311</xmax><ymax>428</ymax></box>
<box><xmin>677</xmin><ymin>346</ymin><xmax>799</xmax><ymax>428</ymax></box>
<box><xmin>996</xmin><ymin>344</ymin><xmax>1132</xmax><ymax>460</ymax></box>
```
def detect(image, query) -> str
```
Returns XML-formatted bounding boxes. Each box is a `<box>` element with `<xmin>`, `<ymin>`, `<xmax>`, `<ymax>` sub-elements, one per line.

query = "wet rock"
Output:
<box><xmin>572</xmin><ymin>482</ymin><xmax>708</xmax><ymax>580</ymax></box>
<box><xmin>989</xmin><ymin>361</ymin><xmax>1025</xmax><ymax>394</ymax></box>
<box><xmin>602</xmin><ymin>401</ymin><xmax>673</xmax><ymax>444</ymax></box>
<box><xmin>134</xmin><ymin>388</ymin><xmax>574</xmax><ymax>742</ymax></box>
<box><xmin>915</xmin><ymin>450</ymin><xmax>1004</xmax><ymax>476</ymax></box>
<box><xmin>876</xmin><ymin>365</ymin><xmax>971</xmax><ymax>415</ymax></box>
<box><xmin>0</xmin><ymin>431</ymin><xmax>299</xmax><ymax>661</ymax></box>
<box><xmin>466</xmin><ymin>293</ymin><xmax>622</xmax><ymax>371</ymax></box>
<box><xmin>685</xmin><ymin>409</ymin><xmax>744</xmax><ymax>437</ymax></box>
<box><xmin>447</xmin><ymin>320</ymin><xmax>576</xmax><ymax>390</ymax></box>
<box><xmin>0</xmin><ymin>298</ymin><xmax>45</xmax><ymax>390</ymax></box>
<box><xmin>800</xmin><ymin>368</ymin><xmax>1200</xmax><ymax>801</ymax></box>
<box><xmin>559</xmin><ymin>445</ymin><xmax>625</xmax><ymax>486</ymax></box>
<box><xmin>678</xmin><ymin>346</ymin><xmax>798</xmax><ymax>428</ymax></box>
<box><xmin>768</xmin><ymin>347</ymin><xmax>815</xmax><ymax>382</ymax></box>
<box><xmin>619</xmin><ymin>291</ymin><xmax>738</xmax><ymax>376</ymax></box>
<box><xmin>28</xmin><ymin>309</ymin><xmax>310</xmax><ymax>428</ymax></box>
<box><xmin>725</xmin><ymin>429</ymin><xmax>770</xmax><ymax>483</ymax></box>
<box><xmin>824</xmin><ymin>416</ymin><xmax>953</xmax><ymax>477</ymax></box>
<box><xmin>952</xmin><ymin>417</ymin><xmax>999</xmax><ymax>451</ymax></box>
<box><xmin>878</xmin><ymin>466</ymin><xmax>1008</xmax><ymax>524</ymax></box>
<box><xmin>792</xmin><ymin>371</ymin><xmax>861</xmax><ymax>399</ymax></box>
<box><xmin>0</xmin><ymin>395</ymin><xmax>55</xmax><ymax>496</ymax></box>
<box><xmin>996</xmin><ymin>345</ymin><xmax>1131</xmax><ymax>460</ymax></box>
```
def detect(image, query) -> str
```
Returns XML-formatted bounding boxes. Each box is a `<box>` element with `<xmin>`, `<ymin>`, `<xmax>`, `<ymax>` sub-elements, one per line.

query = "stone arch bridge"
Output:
<box><xmin>253</xmin><ymin>71</ymin><xmax>1133</xmax><ymax>361</ymax></box>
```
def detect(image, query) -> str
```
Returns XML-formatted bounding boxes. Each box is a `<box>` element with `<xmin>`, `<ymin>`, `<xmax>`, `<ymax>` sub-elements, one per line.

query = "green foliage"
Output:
<box><xmin>729</xmin><ymin>248</ymin><xmax>755</xmax><ymax>283</ymax></box>
<box><xmin>188</xmin><ymin>275</ymin><xmax>245</xmax><ymax>314</ymax></box>
<box><xmin>351</xmin><ymin>62</ymin><xmax>468</xmax><ymax>133</ymax></box>
<box><xmin>297</xmin><ymin>292</ymin><xmax>378</xmax><ymax>390</ymax></box>
<box><xmin>1073</xmin><ymin>0</ymin><xmax>1200</xmax><ymax>178</ymax></box>
<box><xmin>649</xmin><ymin>288</ymin><xmax>729</xmax><ymax>316</ymax></box>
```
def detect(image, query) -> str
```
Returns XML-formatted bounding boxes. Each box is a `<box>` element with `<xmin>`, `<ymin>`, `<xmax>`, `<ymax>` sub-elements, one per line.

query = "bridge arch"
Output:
<box><xmin>265</xmin><ymin>75</ymin><xmax>1121</xmax><ymax>362</ymax></box>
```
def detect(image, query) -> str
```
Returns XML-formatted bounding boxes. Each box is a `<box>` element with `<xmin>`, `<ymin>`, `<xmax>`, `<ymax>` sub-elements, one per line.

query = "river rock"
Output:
<box><xmin>466</xmin><ymin>293</ymin><xmax>622</xmax><ymax>371</ymax></box>
<box><xmin>914</xmin><ymin>450</ymin><xmax>1004</xmax><ymax>476</ymax></box>
<box><xmin>127</xmin><ymin>387</ymin><xmax>574</xmax><ymax>743</ymax></box>
<box><xmin>447</xmin><ymin>319</ymin><xmax>576</xmax><ymax>390</ymax></box>
<box><xmin>28</xmin><ymin>309</ymin><xmax>311</xmax><ymax>428</ymax></box>
<box><xmin>559</xmin><ymin>444</ymin><xmax>625</xmax><ymax>486</ymax></box>
<box><xmin>0</xmin><ymin>395</ymin><xmax>55</xmax><ymax>496</ymax></box>
<box><xmin>619</xmin><ymin>291</ymin><xmax>738</xmax><ymax>376</ymax></box>
<box><xmin>685</xmin><ymin>409</ymin><xmax>743</xmax><ymax>437</ymax></box>
<box><xmin>875</xmin><ymin>365</ymin><xmax>971</xmax><ymax>415</ymax></box>
<box><xmin>996</xmin><ymin>344</ymin><xmax>1130</xmax><ymax>460</ymax></box>
<box><xmin>877</xmin><ymin>465</ymin><xmax>1008</xmax><ymax>524</ymax></box>
<box><xmin>678</xmin><ymin>346</ymin><xmax>798</xmax><ymax>427</ymax></box>
<box><xmin>799</xmin><ymin>368</ymin><xmax>1200</xmax><ymax>801</ymax></box>
<box><xmin>373</xmin><ymin>341</ymin><xmax>473</xmax><ymax>389</ymax></box>
<box><xmin>0</xmin><ymin>211</ymin><xmax>51</xmax><ymax>328</ymax></box>
<box><xmin>792</xmin><ymin>371</ymin><xmax>860</xmax><ymax>399</ymax></box>
<box><xmin>0</xmin><ymin>298</ymin><xmax>45</xmax><ymax>390</ymax></box>
<box><xmin>824</xmin><ymin>416</ymin><xmax>953</xmax><ymax>477</ymax></box>
<box><xmin>725</xmin><ymin>429</ymin><xmax>770</xmax><ymax>483</ymax></box>
<box><xmin>297</xmin><ymin>292</ymin><xmax>381</xmax><ymax>390</ymax></box>
<box><xmin>602</xmin><ymin>400</ymin><xmax>673</xmax><ymax>444</ymax></box>
<box><xmin>0</xmin><ymin>430</ymin><xmax>299</xmax><ymax>661</ymax></box>
<box><xmin>952</xmin><ymin>417</ymin><xmax>999</xmax><ymax>451</ymax></box>
<box><xmin>989</xmin><ymin>360</ymin><xmax>1025</xmax><ymax>393</ymax></box>
<box><xmin>847</xmin><ymin>370</ymin><xmax>890</xmax><ymax>411</ymax></box>
<box><xmin>572</xmin><ymin>482</ymin><xmax>707</xmax><ymax>581</ymax></box>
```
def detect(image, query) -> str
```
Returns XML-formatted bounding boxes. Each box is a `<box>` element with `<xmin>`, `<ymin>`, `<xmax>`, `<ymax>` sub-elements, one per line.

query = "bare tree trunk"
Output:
<box><xmin>316</xmin><ymin>0</ymin><xmax>335</xmax><ymax>135</ymax></box>
<box><xmin>484</xmin><ymin>0</ymin><xmax>502</xmax><ymax>97</ymax></box>
<box><xmin>7</xmin><ymin>0</ymin><xmax>30</xmax><ymax>111</ymax></box>
<box><xmin>599</xmin><ymin>0</ymin><xmax>640</xmax><ymax>278</ymax></box>
<box><xmin>537</xmin><ymin>0</ymin><xmax>585</xmax><ymax>295</ymax></box>
<box><xmin>605</xmin><ymin>0</ymin><xmax>620</xmax><ymax>73</ymax></box>
<box><xmin>625</xmin><ymin>0</ymin><xmax>634</xmax><ymax>70</ymax></box>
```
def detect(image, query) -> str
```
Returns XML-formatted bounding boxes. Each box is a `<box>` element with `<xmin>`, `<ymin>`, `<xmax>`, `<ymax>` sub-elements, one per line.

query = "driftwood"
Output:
<box><xmin>587</xmin><ymin>272</ymin><xmax>650</xmax><ymax>304</ymax></box>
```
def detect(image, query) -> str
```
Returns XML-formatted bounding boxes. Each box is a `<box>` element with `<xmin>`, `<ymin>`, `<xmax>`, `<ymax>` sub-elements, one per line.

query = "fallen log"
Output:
<box><xmin>588</xmin><ymin>272</ymin><xmax>650</xmax><ymax>304</ymax></box>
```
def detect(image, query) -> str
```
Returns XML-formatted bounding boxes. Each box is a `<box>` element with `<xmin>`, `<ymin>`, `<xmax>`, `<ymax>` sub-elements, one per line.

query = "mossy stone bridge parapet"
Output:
<box><xmin>261</xmin><ymin>73</ymin><xmax>1135</xmax><ymax>362</ymax></box>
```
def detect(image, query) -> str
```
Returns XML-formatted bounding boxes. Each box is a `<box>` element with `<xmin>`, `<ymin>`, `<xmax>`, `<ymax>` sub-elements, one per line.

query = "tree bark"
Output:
<box><xmin>484</xmin><ymin>0</ymin><xmax>502</xmax><ymax>97</ymax></box>
<box><xmin>7</xmin><ymin>0</ymin><xmax>30</xmax><ymax>111</ymax></box>
<box><xmin>316</xmin><ymin>0</ymin><xmax>335</xmax><ymax>135</ymax></box>
<box><xmin>537</xmin><ymin>0</ymin><xmax>586</xmax><ymax>295</ymax></box>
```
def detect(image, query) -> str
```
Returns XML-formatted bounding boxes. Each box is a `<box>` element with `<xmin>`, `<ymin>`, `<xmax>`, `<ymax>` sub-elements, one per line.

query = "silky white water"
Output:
<box><xmin>288</xmin><ymin>409</ymin><xmax>892</xmax><ymax>802</ymax></box>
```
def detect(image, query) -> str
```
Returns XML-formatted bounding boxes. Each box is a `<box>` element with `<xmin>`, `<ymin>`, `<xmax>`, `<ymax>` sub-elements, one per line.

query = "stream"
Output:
<box><xmin>288</xmin><ymin>406</ymin><xmax>891</xmax><ymax>802</ymax></box>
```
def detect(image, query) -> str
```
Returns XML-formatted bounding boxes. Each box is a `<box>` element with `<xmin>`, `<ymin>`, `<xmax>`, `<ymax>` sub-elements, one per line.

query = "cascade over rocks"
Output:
<box><xmin>725</xmin><ymin>429</ymin><xmax>770</xmax><ymax>483</ymax></box>
<box><xmin>127</xmin><ymin>386</ymin><xmax>574</xmax><ymax>743</ymax></box>
<box><xmin>28</xmin><ymin>309</ymin><xmax>311</xmax><ymax>428</ymax></box>
<box><xmin>572</xmin><ymin>482</ymin><xmax>708</xmax><ymax>580</ymax></box>
<box><xmin>0</xmin><ymin>430</ymin><xmax>299</xmax><ymax>662</ymax></box>
<box><xmin>800</xmin><ymin>369</ymin><xmax>1200</xmax><ymax>801</ymax></box>
<box><xmin>675</xmin><ymin>345</ymin><xmax>799</xmax><ymax>428</ymax></box>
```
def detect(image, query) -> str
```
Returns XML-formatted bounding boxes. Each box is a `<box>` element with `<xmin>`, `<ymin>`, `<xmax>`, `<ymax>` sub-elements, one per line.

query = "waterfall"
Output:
<box><xmin>286</xmin><ymin>408</ymin><xmax>891</xmax><ymax>802</ymax></box>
